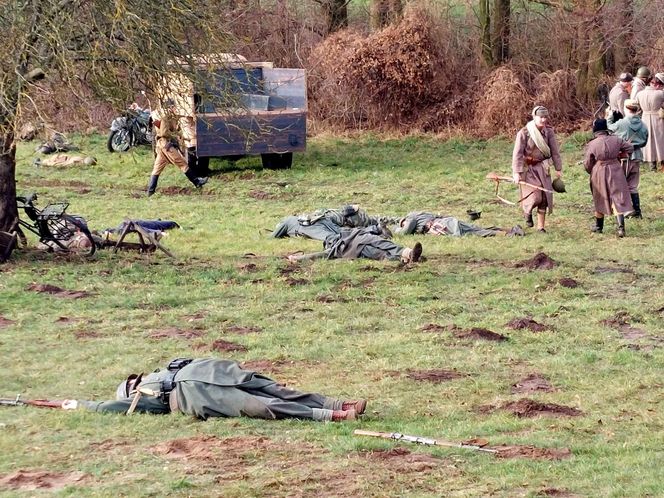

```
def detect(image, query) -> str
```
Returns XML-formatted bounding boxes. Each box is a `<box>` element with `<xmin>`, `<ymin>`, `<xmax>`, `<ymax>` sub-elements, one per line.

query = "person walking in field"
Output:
<box><xmin>608</xmin><ymin>73</ymin><xmax>633</xmax><ymax>119</ymax></box>
<box><xmin>607</xmin><ymin>99</ymin><xmax>649</xmax><ymax>218</ymax></box>
<box><xmin>511</xmin><ymin>105</ymin><xmax>563</xmax><ymax>232</ymax></box>
<box><xmin>636</xmin><ymin>73</ymin><xmax>664</xmax><ymax>171</ymax></box>
<box><xmin>584</xmin><ymin>119</ymin><xmax>634</xmax><ymax>237</ymax></box>
<box><xmin>60</xmin><ymin>357</ymin><xmax>366</xmax><ymax>422</ymax></box>
<box><xmin>146</xmin><ymin>99</ymin><xmax>208</xmax><ymax>196</ymax></box>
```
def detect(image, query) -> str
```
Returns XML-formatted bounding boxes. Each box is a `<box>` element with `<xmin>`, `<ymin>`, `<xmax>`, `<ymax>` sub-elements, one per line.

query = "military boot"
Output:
<box><xmin>184</xmin><ymin>169</ymin><xmax>209</xmax><ymax>188</ymax></box>
<box><xmin>591</xmin><ymin>217</ymin><xmax>604</xmax><ymax>233</ymax></box>
<box><xmin>525</xmin><ymin>212</ymin><xmax>534</xmax><ymax>228</ymax></box>
<box><xmin>342</xmin><ymin>399</ymin><xmax>367</xmax><ymax>415</ymax></box>
<box><xmin>626</xmin><ymin>193</ymin><xmax>642</xmax><ymax>219</ymax></box>
<box><xmin>617</xmin><ymin>215</ymin><xmax>626</xmax><ymax>238</ymax></box>
<box><xmin>147</xmin><ymin>175</ymin><xmax>159</xmax><ymax>196</ymax></box>
<box><xmin>331</xmin><ymin>409</ymin><xmax>357</xmax><ymax>422</ymax></box>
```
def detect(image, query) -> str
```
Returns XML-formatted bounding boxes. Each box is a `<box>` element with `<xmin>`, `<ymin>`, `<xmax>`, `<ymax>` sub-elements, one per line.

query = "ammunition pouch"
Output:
<box><xmin>159</xmin><ymin>358</ymin><xmax>193</xmax><ymax>404</ymax></box>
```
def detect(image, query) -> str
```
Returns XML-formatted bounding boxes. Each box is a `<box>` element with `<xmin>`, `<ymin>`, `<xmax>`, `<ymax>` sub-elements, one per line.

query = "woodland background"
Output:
<box><xmin>24</xmin><ymin>0</ymin><xmax>664</xmax><ymax>139</ymax></box>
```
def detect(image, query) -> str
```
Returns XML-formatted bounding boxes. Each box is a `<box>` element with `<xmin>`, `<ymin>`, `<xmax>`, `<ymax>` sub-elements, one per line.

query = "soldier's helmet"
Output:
<box><xmin>636</xmin><ymin>66</ymin><xmax>651</xmax><ymax>79</ymax></box>
<box><xmin>552</xmin><ymin>178</ymin><xmax>566</xmax><ymax>193</ymax></box>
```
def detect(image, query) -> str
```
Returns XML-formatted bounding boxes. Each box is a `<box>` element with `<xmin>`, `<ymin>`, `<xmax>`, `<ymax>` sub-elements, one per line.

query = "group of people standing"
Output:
<box><xmin>512</xmin><ymin>67</ymin><xmax>663</xmax><ymax>237</ymax></box>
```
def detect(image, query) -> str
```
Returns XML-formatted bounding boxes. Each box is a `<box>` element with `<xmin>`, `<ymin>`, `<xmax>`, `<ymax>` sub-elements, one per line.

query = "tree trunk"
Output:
<box><xmin>575</xmin><ymin>0</ymin><xmax>606</xmax><ymax>104</ymax></box>
<box><xmin>479</xmin><ymin>0</ymin><xmax>493</xmax><ymax>66</ymax></box>
<box><xmin>613</xmin><ymin>0</ymin><xmax>635</xmax><ymax>73</ymax></box>
<box><xmin>491</xmin><ymin>0</ymin><xmax>510</xmax><ymax>64</ymax></box>
<box><xmin>0</xmin><ymin>130</ymin><xmax>18</xmax><ymax>233</ymax></box>
<box><xmin>323</xmin><ymin>0</ymin><xmax>348</xmax><ymax>33</ymax></box>
<box><xmin>371</xmin><ymin>0</ymin><xmax>403</xmax><ymax>30</ymax></box>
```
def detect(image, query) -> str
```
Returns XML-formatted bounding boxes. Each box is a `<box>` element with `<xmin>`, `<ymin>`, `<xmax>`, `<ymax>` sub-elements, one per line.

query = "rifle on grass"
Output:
<box><xmin>486</xmin><ymin>171</ymin><xmax>553</xmax><ymax>205</ymax></box>
<box><xmin>0</xmin><ymin>395</ymin><xmax>64</xmax><ymax>409</ymax></box>
<box><xmin>354</xmin><ymin>429</ymin><xmax>497</xmax><ymax>454</ymax></box>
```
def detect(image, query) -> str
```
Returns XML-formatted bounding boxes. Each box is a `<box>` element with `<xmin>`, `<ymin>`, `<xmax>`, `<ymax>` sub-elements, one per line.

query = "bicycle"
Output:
<box><xmin>14</xmin><ymin>193</ymin><xmax>96</xmax><ymax>256</ymax></box>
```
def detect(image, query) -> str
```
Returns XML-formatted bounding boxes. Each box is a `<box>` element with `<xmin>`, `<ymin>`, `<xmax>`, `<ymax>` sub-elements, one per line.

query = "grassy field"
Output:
<box><xmin>0</xmin><ymin>131</ymin><xmax>663</xmax><ymax>497</ymax></box>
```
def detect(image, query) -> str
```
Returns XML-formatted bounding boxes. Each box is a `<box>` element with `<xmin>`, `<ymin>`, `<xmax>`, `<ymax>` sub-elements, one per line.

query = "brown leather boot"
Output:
<box><xmin>342</xmin><ymin>399</ymin><xmax>367</xmax><ymax>414</ymax></box>
<box><xmin>331</xmin><ymin>409</ymin><xmax>357</xmax><ymax>421</ymax></box>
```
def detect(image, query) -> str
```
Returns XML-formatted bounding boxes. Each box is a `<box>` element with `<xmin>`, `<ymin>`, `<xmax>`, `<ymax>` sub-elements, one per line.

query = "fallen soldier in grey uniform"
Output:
<box><xmin>271</xmin><ymin>205</ymin><xmax>397</xmax><ymax>240</ymax></box>
<box><xmin>288</xmin><ymin>226</ymin><xmax>423</xmax><ymax>264</ymax></box>
<box><xmin>60</xmin><ymin>357</ymin><xmax>366</xmax><ymax>422</ymax></box>
<box><xmin>395</xmin><ymin>212</ymin><xmax>524</xmax><ymax>237</ymax></box>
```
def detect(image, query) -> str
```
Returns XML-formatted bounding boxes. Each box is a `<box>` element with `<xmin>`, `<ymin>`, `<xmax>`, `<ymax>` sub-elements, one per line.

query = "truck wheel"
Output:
<box><xmin>261</xmin><ymin>152</ymin><xmax>292</xmax><ymax>170</ymax></box>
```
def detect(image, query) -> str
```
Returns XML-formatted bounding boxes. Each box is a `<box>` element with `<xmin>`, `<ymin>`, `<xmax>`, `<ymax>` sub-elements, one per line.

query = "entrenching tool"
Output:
<box><xmin>486</xmin><ymin>171</ymin><xmax>553</xmax><ymax>205</ymax></box>
<box><xmin>354</xmin><ymin>429</ymin><xmax>497</xmax><ymax>454</ymax></box>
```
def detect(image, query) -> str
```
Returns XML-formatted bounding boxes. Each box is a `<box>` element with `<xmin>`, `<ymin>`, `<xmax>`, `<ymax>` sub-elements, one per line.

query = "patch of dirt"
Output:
<box><xmin>0</xmin><ymin>316</ymin><xmax>15</xmax><ymax>328</ymax></box>
<box><xmin>403</xmin><ymin>369</ymin><xmax>468</xmax><ymax>382</ymax></box>
<box><xmin>224</xmin><ymin>325</ymin><xmax>262</xmax><ymax>335</ymax></box>
<box><xmin>152</xmin><ymin>435</ymin><xmax>277</xmax><ymax>462</ymax></box>
<box><xmin>501</xmin><ymin>398</ymin><xmax>583</xmax><ymax>418</ymax></box>
<box><xmin>492</xmin><ymin>445</ymin><xmax>572</xmax><ymax>460</ymax></box>
<box><xmin>248</xmin><ymin>190</ymin><xmax>276</xmax><ymax>200</ymax></box>
<box><xmin>147</xmin><ymin>327</ymin><xmax>203</xmax><ymax>340</ymax></box>
<box><xmin>88</xmin><ymin>439</ymin><xmax>132</xmax><ymax>452</ymax></box>
<box><xmin>27</xmin><ymin>179</ymin><xmax>90</xmax><ymax>189</ymax></box>
<box><xmin>600</xmin><ymin>311</ymin><xmax>647</xmax><ymax>339</ymax></box>
<box><xmin>207</xmin><ymin>339</ymin><xmax>248</xmax><ymax>352</ymax></box>
<box><xmin>26</xmin><ymin>283</ymin><xmax>93</xmax><ymax>299</ymax></box>
<box><xmin>74</xmin><ymin>330</ymin><xmax>101</xmax><ymax>339</ymax></box>
<box><xmin>420</xmin><ymin>323</ymin><xmax>447</xmax><ymax>332</ymax></box>
<box><xmin>558</xmin><ymin>278</ymin><xmax>579</xmax><ymax>288</ymax></box>
<box><xmin>454</xmin><ymin>327</ymin><xmax>508</xmax><ymax>341</ymax></box>
<box><xmin>55</xmin><ymin>316</ymin><xmax>79</xmax><ymax>324</ymax></box>
<box><xmin>238</xmin><ymin>171</ymin><xmax>256</xmax><ymax>180</ymax></box>
<box><xmin>537</xmin><ymin>488</ymin><xmax>581</xmax><ymax>497</ymax></box>
<box><xmin>182</xmin><ymin>312</ymin><xmax>207</xmax><ymax>321</ymax></box>
<box><xmin>0</xmin><ymin>469</ymin><xmax>87</xmax><ymax>491</ymax></box>
<box><xmin>506</xmin><ymin>317</ymin><xmax>550</xmax><ymax>332</ymax></box>
<box><xmin>279</xmin><ymin>265</ymin><xmax>300</xmax><ymax>277</ymax></box>
<box><xmin>362</xmin><ymin>447</ymin><xmax>441</xmax><ymax>472</ymax></box>
<box><xmin>515</xmin><ymin>252</ymin><xmax>556</xmax><ymax>270</ymax></box>
<box><xmin>238</xmin><ymin>262</ymin><xmax>259</xmax><ymax>273</ymax></box>
<box><xmin>285</xmin><ymin>277</ymin><xmax>310</xmax><ymax>286</ymax></box>
<box><xmin>160</xmin><ymin>186</ymin><xmax>212</xmax><ymax>196</ymax></box>
<box><xmin>594</xmin><ymin>266</ymin><xmax>634</xmax><ymax>274</ymax></box>
<box><xmin>316</xmin><ymin>294</ymin><xmax>349</xmax><ymax>303</ymax></box>
<box><xmin>511</xmin><ymin>374</ymin><xmax>555</xmax><ymax>394</ymax></box>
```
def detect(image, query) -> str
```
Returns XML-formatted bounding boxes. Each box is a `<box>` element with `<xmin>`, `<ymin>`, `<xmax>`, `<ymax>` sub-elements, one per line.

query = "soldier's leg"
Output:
<box><xmin>536</xmin><ymin>210</ymin><xmax>546</xmax><ymax>232</ymax></box>
<box><xmin>626</xmin><ymin>161</ymin><xmax>641</xmax><ymax>218</ymax></box>
<box><xmin>288</xmin><ymin>250</ymin><xmax>330</xmax><ymax>263</ymax></box>
<box><xmin>359</xmin><ymin>236</ymin><xmax>405</xmax><ymax>261</ymax></box>
<box><xmin>245</xmin><ymin>383</ymin><xmax>342</xmax><ymax>410</ymax></box>
<box><xmin>592</xmin><ymin>212</ymin><xmax>604</xmax><ymax>233</ymax></box>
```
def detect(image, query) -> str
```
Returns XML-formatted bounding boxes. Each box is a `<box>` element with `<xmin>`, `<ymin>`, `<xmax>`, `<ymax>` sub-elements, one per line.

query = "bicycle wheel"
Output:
<box><xmin>44</xmin><ymin>215</ymin><xmax>96</xmax><ymax>256</ymax></box>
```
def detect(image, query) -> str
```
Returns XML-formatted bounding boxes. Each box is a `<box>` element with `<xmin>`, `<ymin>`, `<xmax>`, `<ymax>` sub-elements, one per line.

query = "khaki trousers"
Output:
<box><xmin>151</xmin><ymin>140</ymin><xmax>188</xmax><ymax>176</ymax></box>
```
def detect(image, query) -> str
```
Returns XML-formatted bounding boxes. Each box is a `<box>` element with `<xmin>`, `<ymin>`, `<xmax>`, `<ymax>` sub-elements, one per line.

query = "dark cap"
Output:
<box><xmin>619</xmin><ymin>72</ymin><xmax>633</xmax><ymax>82</ymax></box>
<box><xmin>592</xmin><ymin>119</ymin><xmax>608</xmax><ymax>133</ymax></box>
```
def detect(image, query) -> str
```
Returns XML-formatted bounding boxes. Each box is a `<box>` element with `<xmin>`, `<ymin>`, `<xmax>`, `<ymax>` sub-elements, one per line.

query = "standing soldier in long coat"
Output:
<box><xmin>608</xmin><ymin>99</ymin><xmax>649</xmax><ymax>218</ymax></box>
<box><xmin>630</xmin><ymin>66</ymin><xmax>651</xmax><ymax>100</ymax></box>
<box><xmin>608</xmin><ymin>73</ymin><xmax>633</xmax><ymax>119</ymax></box>
<box><xmin>511</xmin><ymin>106</ymin><xmax>563</xmax><ymax>232</ymax></box>
<box><xmin>146</xmin><ymin>99</ymin><xmax>209</xmax><ymax>196</ymax></box>
<box><xmin>636</xmin><ymin>73</ymin><xmax>664</xmax><ymax>171</ymax></box>
<box><xmin>584</xmin><ymin>119</ymin><xmax>634</xmax><ymax>237</ymax></box>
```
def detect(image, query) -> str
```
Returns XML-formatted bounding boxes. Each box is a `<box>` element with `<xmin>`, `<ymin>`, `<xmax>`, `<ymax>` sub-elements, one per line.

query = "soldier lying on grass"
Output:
<box><xmin>395</xmin><ymin>211</ymin><xmax>524</xmax><ymax>237</ymax></box>
<box><xmin>59</xmin><ymin>357</ymin><xmax>366</xmax><ymax>422</ymax></box>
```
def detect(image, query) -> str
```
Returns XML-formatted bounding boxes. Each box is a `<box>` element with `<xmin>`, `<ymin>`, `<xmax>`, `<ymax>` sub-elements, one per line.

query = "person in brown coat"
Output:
<box><xmin>146</xmin><ymin>99</ymin><xmax>208</xmax><ymax>196</ymax></box>
<box><xmin>584</xmin><ymin>119</ymin><xmax>634</xmax><ymax>237</ymax></box>
<box><xmin>636</xmin><ymin>73</ymin><xmax>664</xmax><ymax>171</ymax></box>
<box><xmin>511</xmin><ymin>105</ymin><xmax>563</xmax><ymax>232</ymax></box>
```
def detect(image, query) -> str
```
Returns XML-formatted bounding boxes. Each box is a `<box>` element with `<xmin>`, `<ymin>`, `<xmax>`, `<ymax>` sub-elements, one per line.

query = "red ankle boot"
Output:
<box><xmin>342</xmin><ymin>399</ymin><xmax>367</xmax><ymax>414</ymax></box>
<box><xmin>331</xmin><ymin>409</ymin><xmax>357</xmax><ymax>421</ymax></box>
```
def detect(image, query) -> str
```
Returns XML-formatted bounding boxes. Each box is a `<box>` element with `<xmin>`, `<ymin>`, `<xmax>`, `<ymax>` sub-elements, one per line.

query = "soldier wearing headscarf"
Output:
<box><xmin>511</xmin><ymin>105</ymin><xmax>563</xmax><ymax>232</ymax></box>
<box><xmin>636</xmin><ymin>73</ymin><xmax>664</xmax><ymax>171</ymax></box>
<box><xmin>584</xmin><ymin>119</ymin><xmax>634</xmax><ymax>237</ymax></box>
<box><xmin>608</xmin><ymin>99</ymin><xmax>649</xmax><ymax>218</ymax></box>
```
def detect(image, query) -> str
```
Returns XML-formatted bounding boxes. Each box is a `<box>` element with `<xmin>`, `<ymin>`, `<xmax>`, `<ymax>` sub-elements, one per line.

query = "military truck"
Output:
<box><xmin>167</xmin><ymin>56</ymin><xmax>306</xmax><ymax>170</ymax></box>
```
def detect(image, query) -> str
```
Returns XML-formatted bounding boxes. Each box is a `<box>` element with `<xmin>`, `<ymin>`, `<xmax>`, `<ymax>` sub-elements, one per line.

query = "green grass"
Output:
<box><xmin>0</xmin><ymin>132</ymin><xmax>663</xmax><ymax>497</ymax></box>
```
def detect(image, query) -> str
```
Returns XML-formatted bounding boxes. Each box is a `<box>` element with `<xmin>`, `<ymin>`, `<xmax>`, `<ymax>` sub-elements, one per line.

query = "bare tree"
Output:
<box><xmin>0</xmin><ymin>0</ymin><xmax>230</xmax><ymax>233</ymax></box>
<box><xmin>371</xmin><ymin>0</ymin><xmax>403</xmax><ymax>29</ymax></box>
<box><xmin>312</xmin><ymin>0</ymin><xmax>350</xmax><ymax>33</ymax></box>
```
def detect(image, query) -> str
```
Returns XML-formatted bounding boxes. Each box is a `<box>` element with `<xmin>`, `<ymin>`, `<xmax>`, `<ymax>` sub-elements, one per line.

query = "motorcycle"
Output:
<box><xmin>107</xmin><ymin>106</ymin><xmax>154</xmax><ymax>153</ymax></box>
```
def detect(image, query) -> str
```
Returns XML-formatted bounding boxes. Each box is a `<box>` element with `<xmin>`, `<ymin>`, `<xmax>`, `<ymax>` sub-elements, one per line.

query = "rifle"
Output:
<box><xmin>354</xmin><ymin>429</ymin><xmax>497</xmax><ymax>454</ymax></box>
<box><xmin>486</xmin><ymin>172</ymin><xmax>554</xmax><ymax>206</ymax></box>
<box><xmin>0</xmin><ymin>395</ymin><xmax>63</xmax><ymax>409</ymax></box>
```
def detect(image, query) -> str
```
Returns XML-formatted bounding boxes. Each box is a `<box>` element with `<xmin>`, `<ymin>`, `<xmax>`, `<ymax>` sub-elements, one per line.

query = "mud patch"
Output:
<box><xmin>88</xmin><ymin>438</ymin><xmax>132</xmax><ymax>452</ymax></box>
<box><xmin>0</xmin><ymin>469</ymin><xmax>86</xmax><ymax>491</ymax></box>
<box><xmin>147</xmin><ymin>327</ymin><xmax>203</xmax><ymax>340</ymax></box>
<box><xmin>594</xmin><ymin>265</ymin><xmax>634</xmax><ymax>274</ymax></box>
<box><xmin>183</xmin><ymin>312</ymin><xmax>207</xmax><ymax>321</ymax></box>
<box><xmin>285</xmin><ymin>277</ymin><xmax>310</xmax><ymax>286</ymax></box>
<box><xmin>600</xmin><ymin>311</ymin><xmax>647</xmax><ymax>339</ymax></box>
<box><xmin>316</xmin><ymin>294</ymin><xmax>349</xmax><ymax>303</ymax></box>
<box><xmin>55</xmin><ymin>316</ymin><xmax>79</xmax><ymax>324</ymax></box>
<box><xmin>26</xmin><ymin>283</ymin><xmax>93</xmax><ymax>299</ymax></box>
<box><xmin>238</xmin><ymin>262</ymin><xmax>259</xmax><ymax>273</ymax></box>
<box><xmin>506</xmin><ymin>317</ymin><xmax>550</xmax><ymax>332</ymax></box>
<box><xmin>152</xmin><ymin>435</ymin><xmax>277</xmax><ymax>462</ymax></box>
<box><xmin>501</xmin><ymin>398</ymin><xmax>582</xmax><ymax>418</ymax></box>
<box><xmin>511</xmin><ymin>374</ymin><xmax>555</xmax><ymax>394</ymax></box>
<box><xmin>401</xmin><ymin>369</ymin><xmax>468</xmax><ymax>382</ymax></box>
<box><xmin>160</xmin><ymin>186</ymin><xmax>212</xmax><ymax>196</ymax></box>
<box><xmin>492</xmin><ymin>445</ymin><xmax>572</xmax><ymax>460</ymax></box>
<box><xmin>537</xmin><ymin>488</ymin><xmax>580</xmax><ymax>497</ymax></box>
<box><xmin>362</xmin><ymin>447</ymin><xmax>441</xmax><ymax>472</ymax></box>
<box><xmin>420</xmin><ymin>323</ymin><xmax>447</xmax><ymax>332</ymax></box>
<box><xmin>248</xmin><ymin>190</ymin><xmax>276</xmax><ymax>200</ymax></box>
<box><xmin>0</xmin><ymin>316</ymin><xmax>15</xmax><ymax>328</ymax></box>
<box><xmin>74</xmin><ymin>330</ymin><xmax>101</xmax><ymax>340</ymax></box>
<box><xmin>515</xmin><ymin>252</ymin><xmax>556</xmax><ymax>270</ymax></box>
<box><xmin>224</xmin><ymin>324</ymin><xmax>262</xmax><ymax>335</ymax></box>
<box><xmin>454</xmin><ymin>327</ymin><xmax>508</xmax><ymax>341</ymax></box>
<box><xmin>208</xmin><ymin>339</ymin><xmax>248</xmax><ymax>352</ymax></box>
<box><xmin>558</xmin><ymin>278</ymin><xmax>579</xmax><ymax>288</ymax></box>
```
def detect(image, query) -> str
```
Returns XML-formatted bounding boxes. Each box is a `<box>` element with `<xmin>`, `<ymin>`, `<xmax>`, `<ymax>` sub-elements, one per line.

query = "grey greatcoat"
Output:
<box><xmin>323</xmin><ymin>227</ymin><xmax>403</xmax><ymax>261</ymax></box>
<box><xmin>636</xmin><ymin>87</ymin><xmax>664</xmax><ymax>163</ymax></box>
<box><xmin>584</xmin><ymin>133</ymin><xmax>634</xmax><ymax>215</ymax></box>
<box><xmin>511</xmin><ymin>125</ymin><xmax>563</xmax><ymax>215</ymax></box>
<box><xmin>607</xmin><ymin>114</ymin><xmax>649</xmax><ymax>193</ymax></box>
<box><xmin>79</xmin><ymin>358</ymin><xmax>343</xmax><ymax>420</ymax></box>
<box><xmin>609</xmin><ymin>83</ymin><xmax>629</xmax><ymax>115</ymax></box>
